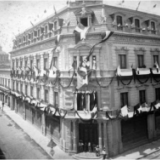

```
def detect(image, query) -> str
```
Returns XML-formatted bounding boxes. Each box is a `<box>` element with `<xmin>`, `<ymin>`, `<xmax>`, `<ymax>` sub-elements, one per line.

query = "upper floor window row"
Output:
<box><xmin>112</xmin><ymin>14</ymin><xmax>157</xmax><ymax>34</ymax></box>
<box><xmin>13</xmin><ymin>18</ymin><xmax>64</xmax><ymax>49</ymax></box>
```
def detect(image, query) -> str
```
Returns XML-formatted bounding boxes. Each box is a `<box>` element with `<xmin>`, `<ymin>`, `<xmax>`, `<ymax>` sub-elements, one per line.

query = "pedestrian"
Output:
<box><xmin>101</xmin><ymin>147</ymin><xmax>107</xmax><ymax>160</ymax></box>
<box><xmin>95</xmin><ymin>145</ymin><xmax>100</xmax><ymax>157</ymax></box>
<box><xmin>1</xmin><ymin>101</ymin><xmax>4</xmax><ymax>112</ymax></box>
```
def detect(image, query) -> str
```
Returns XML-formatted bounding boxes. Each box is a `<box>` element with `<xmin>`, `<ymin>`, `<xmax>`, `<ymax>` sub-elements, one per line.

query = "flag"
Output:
<box><xmin>100</xmin><ymin>31</ymin><xmax>114</xmax><ymax>43</ymax></box>
<box><xmin>53</xmin><ymin>6</ymin><xmax>57</xmax><ymax>16</ymax></box>
<box><xmin>121</xmin><ymin>105</ymin><xmax>128</xmax><ymax>117</ymax></box>
<box><xmin>153</xmin><ymin>4</ymin><xmax>156</xmax><ymax>8</ymax></box>
<box><xmin>55</xmin><ymin>34</ymin><xmax>61</xmax><ymax>45</ymax></box>
<box><xmin>30</xmin><ymin>21</ymin><xmax>34</xmax><ymax>27</ymax></box>
<box><xmin>136</xmin><ymin>1</ymin><xmax>141</xmax><ymax>11</ymax></box>
<box><xmin>74</xmin><ymin>23</ymin><xmax>90</xmax><ymax>43</ymax></box>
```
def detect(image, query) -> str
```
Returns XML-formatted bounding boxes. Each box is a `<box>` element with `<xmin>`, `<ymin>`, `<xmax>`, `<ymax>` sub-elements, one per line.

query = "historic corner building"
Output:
<box><xmin>0</xmin><ymin>46</ymin><xmax>11</xmax><ymax>106</ymax></box>
<box><xmin>8</xmin><ymin>0</ymin><xmax>160</xmax><ymax>157</ymax></box>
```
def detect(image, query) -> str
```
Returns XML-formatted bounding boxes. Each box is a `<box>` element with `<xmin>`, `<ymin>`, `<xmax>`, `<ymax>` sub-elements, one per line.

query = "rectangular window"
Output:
<box><xmin>20</xmin><ymin>60</ymin><xmax>23</xmax><ymax>68</ymax></box>
<box><xmin>151</xmin><ymin>21</ymin><xmax>156</xmax><ymax>34</ymax></box>
<box><xmin>45</xmin><ymin>25</ymin><xmax>48</xmax><ymax>34</ymax></box>
<box><xmin>53</xmin><ymin>57</ymin><xmax>58</xmax><ymax>67</ymax></box>
<box><xmin>13</xmin><ymin>81</ymin><xmax>15</xmax><ymax>91</ymax></box>
<box><xmin>38</xmin><ymin>29</ymin><xmax>41</xmax><ymax>37</ymax></box>
<box><xmin>54</xmin><ymin>92</ymin><xmax>58</xmax><ymax>107</ymax></box>
<box><xmin>30</xmin><ymin>86</ymin><xmax>33</xmax><ymax>97</ymax></box>
<box><xmin>117</xmin><ymin>15</ymin><xmax>123</xmax><ymax>30</ymax></box>
<box><xmin>25</xmin><ymin>60</ymin><xmax>28</xmax><ymax>68</ymax></box>
<box><xmin>45</xmin><ymin>89</ymin><xmax>49</xmax><ymax>103</ymax></box>
<box><xmin>135</xmin><ymin>19</ymin><xmax>140</xmax><ymax>33</ymax></box>
<box><xmin>119</xmin><ymin>55</ymin><xmax>127</xmax><ymax>69</ymax></box>
<box><xmin>80</xmin><ymin>17</ymin><xmax>88</xmax><ymax>27</ymax></box>
<box><xmin>153</xmin><ymin>55</ymin><xmax>159</xmax><ymax>65</ymax></box>
<box><xmin>8</xmin><ymin>80</ymin><xmax>10</xmax><ymax>88</ymax></box>
<box><xmin>121</xmin><ymin>92</ymin><xmax>128</xmax><ymax>107</ymax></box>
<box><xmin>37</xmin><ymin>88</ymin><xmax>40</xmax><ymax>99</ymax></box>
<box><xmin>54</xmin><ymin>21</ymin><xmax>57</xmax><ymax>30</ymax></box>
<box><xmin>16</xmin><ymin>82</ymin><xmax>18</xmax><ymax>92</ymax></box>
<box><xmin>138</xmin><ymin>55</ymin><xmax>144</xmax><ymax>68</ymax></box>
<box><xmin>20</xmin><ymin>84</ymin><xmax>23</xmax><ymax>93</ymax></box>
<box><xmin>25</xmin><ymin>85</ymin><xmax>28</xmax><ymax>95</ymax></box>
<box><xmin>37</xmin><ymin>59</ymin><xmax>40</xmax><ymax>70</ymax></box>
<box><xmin>44</xmin><ymin>58</ymin><xmax>48</xmax><ymax>70</ymax></box>
<box><xmin>139</xmin><ymin>90</ymin><xmax>146</xmax><ymax>104</ymax></box>
<box><xmin>156</xmin><ymin>88</ymin><xmax>160</xmax><ymax>100</ymax></box>
<box><xmin>12</xmin><ymin>61</ymin><xmax>15</xmax><ymax>69</ymax></box>
<box><xmin>30</xmin><ymin>59</ymin><xmax>33</xmax><ymax>69</ymax></box>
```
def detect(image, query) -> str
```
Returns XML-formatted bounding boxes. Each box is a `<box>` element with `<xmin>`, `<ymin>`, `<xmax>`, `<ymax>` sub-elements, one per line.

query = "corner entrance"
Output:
<box><xmin>79</xmin><ymin>123</ymin><xmax>98</xmax><ymax>152</ymax></box>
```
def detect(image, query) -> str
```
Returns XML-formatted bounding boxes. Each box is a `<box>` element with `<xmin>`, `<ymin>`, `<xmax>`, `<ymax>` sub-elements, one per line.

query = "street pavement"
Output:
<box><xmin>0</xmin><ymin>105</ymin><xmax>72</xmax><ymax>159</ymax></box>
<box><xmin>0</xmin><ymin>110</ymin><xmax>52</xmax><ymax>159</ymax></box>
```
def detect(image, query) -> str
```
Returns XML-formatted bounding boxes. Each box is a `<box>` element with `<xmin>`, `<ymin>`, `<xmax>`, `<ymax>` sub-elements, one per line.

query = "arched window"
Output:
<box><xmin>135</xmin><ymin>19</ymin><xmax>140</xmax><ymax>33</ymax></box>
<box><xmin>116</xmin><ymin>15</ymin><xmax>123</xmax><ymax>31</ymax></box>
<box><xmin>151</xmin><ymin>21</ymin><xmax>156</xmax><ymax>34</ymax></box>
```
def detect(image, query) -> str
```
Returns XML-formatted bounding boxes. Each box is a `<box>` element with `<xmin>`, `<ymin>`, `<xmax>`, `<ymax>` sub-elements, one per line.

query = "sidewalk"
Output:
<box><xmin>112</xmin><ymin>139</ymin><xmax>160</xmax><ymax>160</ymax></box>
<box><xmin>3</xmin><ymin>105</ymin><xmax>73</xmax><ymax>160</ymax></box>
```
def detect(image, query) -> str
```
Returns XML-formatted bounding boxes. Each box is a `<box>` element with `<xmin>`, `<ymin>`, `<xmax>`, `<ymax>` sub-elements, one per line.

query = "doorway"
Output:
<box><xmin>79</xmin><ymin>123</ymin><xmax>98</xmax><ymax>152</ymax></box>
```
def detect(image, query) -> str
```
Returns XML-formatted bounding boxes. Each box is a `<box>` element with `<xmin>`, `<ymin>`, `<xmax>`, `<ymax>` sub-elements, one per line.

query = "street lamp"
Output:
<box><xmin>47</xmin><ymin>138</ymin><xmax>55</xmax><ymax>157</ymax></box>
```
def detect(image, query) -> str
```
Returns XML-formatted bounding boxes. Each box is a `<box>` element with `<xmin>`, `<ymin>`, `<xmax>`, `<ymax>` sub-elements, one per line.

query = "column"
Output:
<box><xmin>72</xmin><ymin>120</ymin><xmax>78</xmax><ymax>152</ymax></box>
<box><xmin>10</xmin><ymin>95</ymin><xmax>14</xmax><ymax>110</ymax></box>
<box><xmin>103</xmin><ymin>121</ymin><xmax>109</xmax><ymax>155</ymax></box>
<box><xmin>41</xmin><ymin>112</ymin><xmax>46</xmax><ymax>136</ymax></box>
<box><xmin>22</xmin><ymin>102</ymin><xmax>26</xmax><ymax>120</ymax></box>
<box><xmin>147</xmin><ymin>114</ymin><xmax>156</xmax><ymax>140</ymax></box>
<box><xmin>98</xmin><ymin>121</ymin><xmax>102</xmax><ymax>151</ymax></box>
<box><xmin>74</xmin><ymin>93</ymin><xmax>77</xmax><ymax>111</ymax></box>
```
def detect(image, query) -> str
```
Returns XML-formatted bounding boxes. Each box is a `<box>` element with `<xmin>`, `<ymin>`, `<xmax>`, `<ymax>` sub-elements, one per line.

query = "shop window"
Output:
<box><xmin>119</xmin><ymin>55</ymin><xmax>127</xmax><ymax>69</ymax></box>
<box><xmin>139</xmin><ymin>90</ymin><xmax>146</xmax><ymax>104</ymax></box>
<box><xmin>151</xmin><ymin>21</ymin><xmax>156</xmax><ymax>34</ymax></box>
<box><xmin>30</xmin><ymin>86</ymin><xmax>33</xmax><ymax>97</ymax></box>
<box><xmin>37</xmin><ymin>88</ymin><xmax>40</xmax><ymax>99</ymax></box>
<box><xmin>54</xmin><ymin>92</ymin><xmax>59</xmax><ymax>107</ymax></box>
<box><xmin>80</xmin><ymin>17</ymin><xmax>88</xmax><ymax>27</ymax></box>
<box><xmin>116</xmin><ymin>15</ymin><xmax>123</xmax><ymax>30</ymax></box>
<box><xmin>153</xmin><ymin>55</ymin><xmax>159</xmax><ymax>65</ymax></box>
<box><xmin>121</xmin><ymin>92</ymin><xmax>128</xmax><ymax>107</ymax></box>
<box><xmin>137</xmin><ymin>55</ymin><xmax>144</xmax><ymax>68</ymax></box>
<box><xmin>156</xmin><ymin>88</ymin><xmax>160</xmax><ymax>100</ymax></box>
<box><xmin>135</xmin><ymin>19</ymin><xmax>140</xmax><ymax>33</ymax></box>
<box><xmin>45</xmin><ymin>89</ymin><xmax>49</xmax><ymax>103</ymax></box>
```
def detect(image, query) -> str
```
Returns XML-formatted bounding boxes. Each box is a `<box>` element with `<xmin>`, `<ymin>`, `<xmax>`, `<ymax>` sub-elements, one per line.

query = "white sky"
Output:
<box><xmin>0</xmin><ymin>0</ymin><xmax>160</xmax><ymax>53</ymax></box>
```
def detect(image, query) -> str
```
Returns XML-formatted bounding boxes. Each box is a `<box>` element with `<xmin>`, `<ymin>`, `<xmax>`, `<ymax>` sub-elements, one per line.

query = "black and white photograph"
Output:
<box><xmin>1</xmin><ymin>0</ymin><xmax>160</xmax><ymax>159</ymax></box>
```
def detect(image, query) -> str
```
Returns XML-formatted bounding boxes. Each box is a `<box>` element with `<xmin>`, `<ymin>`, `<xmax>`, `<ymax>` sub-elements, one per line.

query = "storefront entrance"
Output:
<box><xmin>121</xmin><ymin>114</ymin><xmax>148</xmax><ymax>151</ymax></box>
<box><xmin>79</xmin><ymin>123</ymin><xmax>98</xmax><ymax>152</ymax></box>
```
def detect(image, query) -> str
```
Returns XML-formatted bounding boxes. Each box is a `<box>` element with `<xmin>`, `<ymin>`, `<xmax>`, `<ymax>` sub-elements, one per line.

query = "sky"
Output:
<box><xmin>0</xmin><ymin>0</ymin><xmax>160</xmax><ymax>53</ymax></box>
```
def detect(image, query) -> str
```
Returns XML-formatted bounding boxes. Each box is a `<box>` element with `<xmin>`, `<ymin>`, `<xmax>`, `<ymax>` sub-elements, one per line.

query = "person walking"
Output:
<box><xmin>1</xmin><ymin>101</ymin><xmax>4</xmax><ymax>112</ymax></box>
<box><xmin>101</xmin><ymin>147</ymin><xmax>107</xmax><ymax>160</ymax></box>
